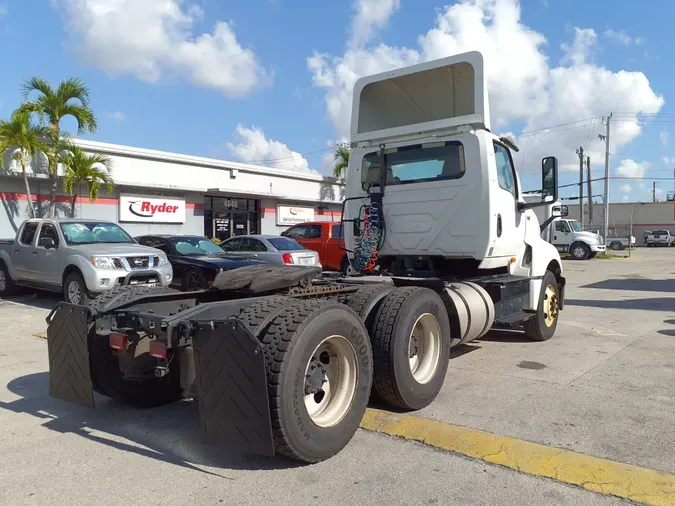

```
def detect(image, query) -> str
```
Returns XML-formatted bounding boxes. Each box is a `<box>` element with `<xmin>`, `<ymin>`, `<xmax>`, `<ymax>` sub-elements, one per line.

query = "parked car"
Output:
<box><xmin>0</xmin><ymin>218</ymin><xmax>173</xmax><ymax>304</ymax></box>
<box><xmin>281</xmin><ymin>221</ymin><xmax>348</xmax><ymax>272</ymax></box>
<box><xmin>219</xmin><ymin>235</ymin><xmax>321</xmax><ymax>267</ymax></box>
<box><xmin>646</xmin><ymin>230</ymin><xmax>675</xmax><ymax>247</ymax></box>
<box><xmin>606</xmin><ymin>235</ymin><xmax>636</xmax><ymax>250</ymax></box>
<box><xmin>136</xmin><ymin>234</ymin><xmax>265</xmax><ymax>290</ymax></box>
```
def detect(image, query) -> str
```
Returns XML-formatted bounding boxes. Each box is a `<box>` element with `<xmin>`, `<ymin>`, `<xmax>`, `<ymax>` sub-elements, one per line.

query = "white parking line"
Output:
<box><xmin>560</xmin><ymin>320</ymin><xmax>627</xmax><ymax>336</ymax></box>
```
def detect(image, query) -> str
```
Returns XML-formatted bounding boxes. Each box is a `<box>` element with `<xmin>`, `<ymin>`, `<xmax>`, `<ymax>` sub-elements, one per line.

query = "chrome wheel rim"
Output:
<box><xmin>304</xmin><ymin>335</ymin><xmax>358</xmax><ymax>428</ymax></box>
<box><xmin>408</xmin><ymin>313</ymin><xmax>441</xmax><ymax>384</ymax></box>
<box><xmin>68</xmin><ymin>280</ymin><xmax>82</xmax><ymax>304</ymax></box>
<box><xmin>543</xmin><ymin>284</ymin><xmax>558</xmax><ymax>327</ymax></box>
<box><xmin>573</xmin><ymin>247</ymin><xmax>585</xmax><ymax>258</ymax></box>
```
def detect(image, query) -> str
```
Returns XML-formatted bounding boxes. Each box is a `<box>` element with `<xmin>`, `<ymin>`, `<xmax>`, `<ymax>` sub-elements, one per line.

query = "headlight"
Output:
<box><xmin>157</xmin><ymin>254</ymin><xmax>169</xmax><ymax>266</ymax></box>
<box><xmin>89</xmin><ymin>256</ymin><xmax>116</xmax><ymax>269</ymax></box>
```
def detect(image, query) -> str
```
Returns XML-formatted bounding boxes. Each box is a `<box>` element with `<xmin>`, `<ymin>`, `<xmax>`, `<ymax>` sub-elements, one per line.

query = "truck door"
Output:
<box><xmin>490</xmin><ymin>141</ymin><xmax>526</xmax><ymax>259</ymax></box>
<box><xmin>552</xmin><ymin>220</ymin><xmax>572</xmax><ymax>251</ymax></box>
<box><xmin>13</xmin><ymin>222</ymin><xmax>39</xmax><ymax>280</ymax></box>
<box><xmin>32</xmin><ymin>222</ymin><xmax>62</xmax><ymax>286</ymax></box>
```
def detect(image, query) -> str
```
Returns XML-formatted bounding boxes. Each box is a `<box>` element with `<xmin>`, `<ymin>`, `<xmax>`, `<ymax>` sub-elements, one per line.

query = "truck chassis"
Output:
<box><xmin>46</xmin><ymin>263</ymin><xmax>564</xmax><ymax>463</ymax></box>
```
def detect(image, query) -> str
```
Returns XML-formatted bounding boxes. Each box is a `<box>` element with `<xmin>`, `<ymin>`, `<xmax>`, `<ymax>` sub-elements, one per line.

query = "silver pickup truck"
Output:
<box><xmin>0</xmin><ymin>218</ymin><xmax>173</xmax><ymax>304</ymax></box>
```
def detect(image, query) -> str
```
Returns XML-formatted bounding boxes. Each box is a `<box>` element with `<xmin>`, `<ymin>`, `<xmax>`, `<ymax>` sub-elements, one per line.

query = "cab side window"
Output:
<box><xmin>38</xmin><ymin>223</ymin><xmax>60</xmax><ymax>247</ymax></box>
<box><xmin>493</xmin><ymin>142</ymin><xmax>517</xmax><ymax>199</ymax></box>
<box><xmin>20</xmin><ymin>222</ymin><xmax>38</xmax><ymax>245</ymax></box>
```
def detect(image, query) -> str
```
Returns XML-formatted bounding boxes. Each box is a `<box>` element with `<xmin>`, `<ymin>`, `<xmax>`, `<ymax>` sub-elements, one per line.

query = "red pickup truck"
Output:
<box><xmin>281</xmin><ymin>221</ymin><xmax>348</xmax><ymax>272</ymax></box>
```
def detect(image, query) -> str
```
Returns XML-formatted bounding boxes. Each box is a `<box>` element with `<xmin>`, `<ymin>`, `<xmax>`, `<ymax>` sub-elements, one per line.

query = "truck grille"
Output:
<box><xmin>113</xmin><ymin>258</ymin><xmax>124</xmax><ymax>269</ymax></box>
<box><xmin>126</xmin><ymin>256</ymin><xmax>150</xmax><ymax>269</ymax></box>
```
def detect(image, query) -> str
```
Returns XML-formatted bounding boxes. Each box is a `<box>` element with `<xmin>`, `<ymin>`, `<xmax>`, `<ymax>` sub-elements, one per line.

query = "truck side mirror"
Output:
<box><xmin>551</xmin><ymin>205</ymin><xmax>569</xmax><ymax>218</ymax></box>
<box><xmin>542</xmin><ymin>156</ymin><xmax>558</xmax><ymax>202</ymax></box>
<box><xmin>40</xmin><ymin>237</ymin><xmax>56</xmax><ymax>249</ymax></box>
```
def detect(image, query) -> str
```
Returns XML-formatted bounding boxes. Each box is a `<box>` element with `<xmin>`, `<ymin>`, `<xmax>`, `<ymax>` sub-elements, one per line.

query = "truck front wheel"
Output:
<box><xmin>371</xmin><ymin>287</ymin><xmax>451</xmax><ymax>411</ymax></box>
<box><xmin>64</xmin><ymin>271</ymin><xmax>90</xmax><ymax>305</ymax></box>
<box><xmin>524</xmin><ymin>270</ymin><xmax>559</xmax><ymax>342</ymax></box>
<box><xmin>570</xmin><ymin>242</ymin><xmax>590</xmax><ymax>260</ymax></box>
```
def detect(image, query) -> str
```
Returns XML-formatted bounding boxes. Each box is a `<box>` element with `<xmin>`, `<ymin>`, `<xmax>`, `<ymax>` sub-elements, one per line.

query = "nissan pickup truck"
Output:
<box><xmin>0</xmin><ymin>218</ymin><xmax>173</xmax><ymax>304</ymax></box>
<box><xmin>646</xmin><ymin>230</ymin><xmax>674</xmax><ymax>247</ymax></box>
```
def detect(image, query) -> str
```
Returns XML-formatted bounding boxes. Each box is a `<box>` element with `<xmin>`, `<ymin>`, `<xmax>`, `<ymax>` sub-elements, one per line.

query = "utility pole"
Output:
<box><xmin>586</xmin><ymin>156</ymin><xmax>593</xmax><ymax>228</ymax></box>
<box><xmin>599</xmin><ymin>113</ymin><xmax>612</xmax><ymax>243</ymax></box>
<box><xmin>653</xmin><ymin>182</ymin><xmax>657</xmax><ymax>202</ymax></box>
<box><xmin>576</xmin><ymin>146</ymin><xmax>584</xmax><ymax>228</ymax></box>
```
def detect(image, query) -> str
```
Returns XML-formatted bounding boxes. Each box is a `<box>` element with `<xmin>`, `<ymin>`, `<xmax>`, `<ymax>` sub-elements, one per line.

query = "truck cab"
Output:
<box><xmin>343</xmin><ymin>51</ymin><xmax>564</xmax><ymax>312</ymax></box>
<box><xmin>526</xmin><ymin>198</ymin><xmax>605</xmax><ymax>260</ymax></box>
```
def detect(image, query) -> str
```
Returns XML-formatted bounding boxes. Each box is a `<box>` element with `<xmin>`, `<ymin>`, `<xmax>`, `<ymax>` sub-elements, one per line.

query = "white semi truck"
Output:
<box><xmin>527</xmin><ymin>197</ymin><xmax>606</xmax><ymax>260</ymax></box>
<box><xmin>44</xmin><ymin>51</ymin><xmax>566</xmax><ymax>464</ymax></box>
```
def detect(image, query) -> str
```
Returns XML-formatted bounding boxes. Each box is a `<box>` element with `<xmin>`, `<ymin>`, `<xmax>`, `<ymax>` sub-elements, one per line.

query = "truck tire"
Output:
<box><xmin>237</xmin><ymin>295</ymin><xmax>302</xmax><ymax>341</ymax></box>
<box><xmin>341</xmin><ymin>283</ymin><xmax>394</xmax><ymax>332</ymax></box>
<box><xmin>89</xmin><ymin>335</ymin><xmax>183</xmax><ymax>408</ymax></box>
<box><xmin>524</xmin><ymin>270</ymin><xmax>559</xmax><ymax>342</ymax></box>
<box><xmin>88</xmin><ymin>285</ymin><xmax>180</xmax><ymax>315</ymax></box>
<box><xmin>570</xmin><ymin>242</ymin><xmax>590</xmax><ymax>260</ymax></box>
<box><xmin>0</xmin><ymin>262</ymin><xmax>17</xmax><ymax>297</ymax></box>
<box><xmin>371</xmin><ymin>286</ymin><xmax>451</xmax><ymax>411</ymax></box>
<box><xmin>64</xmin><ymin>271</ymin><xmax>90</xmax><ymax>305</ymax></box>
<box><xmin>609</xmin><ymin>241</ymin><xmax>624</xmax><ymax>251</ymax></box>
<box><xmin>259</xmin><ymin>300</ymin><xmax>372</xmax><ymax>463</ymax></box>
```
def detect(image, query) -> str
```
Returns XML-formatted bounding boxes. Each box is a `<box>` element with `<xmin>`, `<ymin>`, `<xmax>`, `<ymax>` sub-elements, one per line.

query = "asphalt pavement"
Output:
<box><xmin>1</xmin><ymin>248</ymin><xmax>674</xmax><ymax>505</ymax></box>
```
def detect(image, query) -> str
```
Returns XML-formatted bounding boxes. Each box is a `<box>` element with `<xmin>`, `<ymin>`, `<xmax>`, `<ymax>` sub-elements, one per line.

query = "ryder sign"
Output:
<box><xmin>119</xmin><ymin>194</ymin><xmax>186</xmax><ymax>223</ymax></box>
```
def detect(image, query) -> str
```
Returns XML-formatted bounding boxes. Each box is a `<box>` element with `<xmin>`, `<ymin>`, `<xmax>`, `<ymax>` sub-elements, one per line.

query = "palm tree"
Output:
<box><xmin>333</xmin><ymin>143</ymin><xmax>350</xmax><ymax>179</ymax></box>
<box><xmin>60</xmin><ymin>143</ymin><xmax>114</xmax><ymax>217</ymax></box>
<box><xmin>19</xmin><ymin>77</ymin><xmax>98</xmax><ymax>217</ymax></box>
<box><xmin>0</xmin><ymin>110</ymin><xmax>51</xmax><ymax>218</ymax></box>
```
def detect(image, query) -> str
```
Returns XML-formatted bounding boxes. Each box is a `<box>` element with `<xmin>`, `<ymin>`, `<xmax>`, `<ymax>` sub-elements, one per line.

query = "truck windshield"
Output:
<box><xmin>60</xmin><ymin>222</ymin><xmax>135</xmax><ymax>245</ymax></box>
<box><xmin>361</xmin><ymin>140</ymin><xmax>465</xmax><ymax>187</ymax></box>
<box><xmin>569</xmin><ymin>221</ymin><xmax>582</xmax><ymax>232</ymax></box>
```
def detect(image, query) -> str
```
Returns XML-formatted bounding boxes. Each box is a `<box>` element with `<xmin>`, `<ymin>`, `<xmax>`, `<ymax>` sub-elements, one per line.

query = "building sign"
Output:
<box><xmin>276</xmin><ymin>205</ymin><xmax>314</xmax><ymax>226</ymax></box>
<box><xmin>119</xmin><ymin>194</ymin><xmax>186</xmax><ymax>223</ymax></box>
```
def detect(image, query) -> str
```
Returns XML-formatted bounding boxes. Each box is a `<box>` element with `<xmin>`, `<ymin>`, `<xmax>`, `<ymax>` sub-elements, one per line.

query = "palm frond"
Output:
<box><xmin>56</xmin><ymin>77</ymin><xmax>91</xmax><ymax>107</ymax></box>
<box><xmin>60</xmin><ymin>103</ymin><xmax>98</xmax><ymax>134</ymax></box>
<box><xmin>21</xmin><ymin>76</ymin><xmax>54</xmax><ymax>101</ymax></box>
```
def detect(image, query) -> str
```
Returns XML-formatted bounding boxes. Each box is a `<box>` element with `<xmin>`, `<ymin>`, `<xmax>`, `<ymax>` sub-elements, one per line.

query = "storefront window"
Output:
<box><xmin>203</xmin><ymin>196</ymin><xmax>260</xmax><ymax>241</ymax></box>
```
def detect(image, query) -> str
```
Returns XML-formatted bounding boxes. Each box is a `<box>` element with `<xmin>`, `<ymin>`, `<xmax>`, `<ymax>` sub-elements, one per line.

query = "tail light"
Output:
<box><xmin>149</xmin><ymin>340</ymin><xmax>167</xmax><ymax>359</ymax></box>
<box><xmin>109</xmin><ymin>332</ymin><xmax>129</xmax><ymax>351</ymax></box>
<box><xmin>282</xmin><ymin>253</ymin><xmax>294</xmax><ymax>264</ymax></box>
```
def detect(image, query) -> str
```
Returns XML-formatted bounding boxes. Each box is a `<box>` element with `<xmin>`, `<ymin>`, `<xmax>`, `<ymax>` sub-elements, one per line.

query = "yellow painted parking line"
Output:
<box><xmin>360</xmin><ymin>408</ymin><xmax>675</xmax><ymax>506</ymax></box>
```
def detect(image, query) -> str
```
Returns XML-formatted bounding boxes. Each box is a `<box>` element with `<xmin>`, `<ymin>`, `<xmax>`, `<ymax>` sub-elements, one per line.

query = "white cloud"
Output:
<box><xmin>0</xmin><ymin>5</ymin><xmax>7</xmax><ymax>17</ymax></box>
<box><xmin>661</xmin><ymin>130</ymin><xmax>669</xmax><ymax>147</ymax></box>
<box><xmin>307</xmin><ymin>0</ymin><xmax>664</xmax><ymax>175</ymax></box>
<box><xmin>105</xmin><ymin>111</ymin><xmax>125</xmax><ymax>121</ymax></box>
<box><xmin>51</xmin><ymin>0</ymin><xmax>270</xmax><ymax>98</ymax></box>
<box><xmin>621</xmin><ymin>195</ymin><xmax>629</xmax><ymax>202</ymax></box>
<box><xmin>615</xmin><ymin>159</ymin><xmax>650</xmax><ymax>179</ymax></box>
<box><xmin>560</xmin><ymin>27</ymin><xmax>597</xmax><ymax>66</ymax></box>
<box><xmin>227</xmin><ymin>125</ymin><xmax>318</xmax><ymax>175</ymax></box>
<box><xmin>619</xmin><ymin>184</ymin><xmax>632</xmax><ymax>194</ymax></box>
<box><xmin>663</xmin><ymin>156</ymin><xmax>675</xmax><ymax>166</ymax></box>
<box><xmin>349</xmin><ymin>0</ymin><xmax>401</xmax><ymax>49</ymax></box>
<box><xmin>603</xmin><ymin>29</ymin><xmax>644</xmax><ymax>46</ymax></box>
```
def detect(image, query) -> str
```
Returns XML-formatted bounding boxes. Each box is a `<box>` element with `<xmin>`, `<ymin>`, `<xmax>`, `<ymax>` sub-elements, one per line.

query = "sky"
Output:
<box><xmin>0</xmin><ymin>0</ymin><xmax>674</xmax><ymax>204</ymax></box>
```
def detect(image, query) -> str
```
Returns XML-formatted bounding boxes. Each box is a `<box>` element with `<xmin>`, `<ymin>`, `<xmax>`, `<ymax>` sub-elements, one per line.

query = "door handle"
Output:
<box><xmin>32</xmin><ymin>251</ymin><xmax>38</xmax><ymax>255</ymax></box>
<box><xmin>14</xmin><ymin>250</ymin><xmax>19</xmax><ymax>253</ymax></box>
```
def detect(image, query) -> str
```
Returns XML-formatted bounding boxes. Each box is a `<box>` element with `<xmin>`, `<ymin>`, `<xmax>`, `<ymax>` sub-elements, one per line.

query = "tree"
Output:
<box><xmin>333</xmin><ymin>143</ymin><xmax>350</xmax><ymax>179</ymax></box>
<box><xmin>19</xmin><ymin>77</ymin><xmax>98</xmax><ymax>217</ymax></box>
<box><xmin>0</xmin><ymin>110</ymin><xmax>51</xmax><ymax>218</ymax></box>
<box><xmin>60</xmin><ymin>143</ymin><xmax>114</xmax><ymax>217</ymax></box>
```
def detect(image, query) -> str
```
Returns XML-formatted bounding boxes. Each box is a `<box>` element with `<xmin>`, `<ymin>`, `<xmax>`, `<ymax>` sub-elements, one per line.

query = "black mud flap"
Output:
<box><xmin>45</xmin><ymin>303</ymin><xmax>94</xmax><ymax>408</ymax></box>
<box><xmin>192</xmin><ymin>318</ymin><xmax>274</xmax><ymax>457</ymax></box>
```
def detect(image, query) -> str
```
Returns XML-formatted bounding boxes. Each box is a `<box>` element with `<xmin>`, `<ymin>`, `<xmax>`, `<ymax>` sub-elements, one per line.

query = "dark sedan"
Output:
<box><xmin>135</xmin><ymin>234</ymin><xmax>265</xmax><ymax>291</ymax></box>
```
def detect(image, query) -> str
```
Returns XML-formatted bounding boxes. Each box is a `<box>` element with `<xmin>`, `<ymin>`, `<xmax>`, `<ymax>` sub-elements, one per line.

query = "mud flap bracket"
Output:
<box><xmin>192</xmin><ymin>318</ymin><xmax>274</xmax><ymax>457</ymax></box>
<box><xmin>46</xmin><ymin>303</ymin><xmax>94</xmax><ymax>408</ymax></box>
